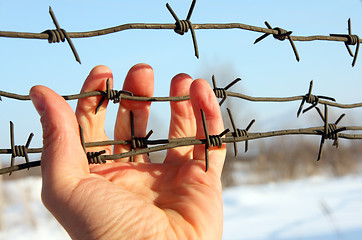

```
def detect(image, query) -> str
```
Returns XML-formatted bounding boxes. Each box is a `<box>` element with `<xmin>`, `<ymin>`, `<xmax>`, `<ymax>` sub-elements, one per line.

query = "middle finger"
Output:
<box><xmin>113</xmin><ymin>63</ymin><xmax>154</xmax><ymax>163</ymax></box>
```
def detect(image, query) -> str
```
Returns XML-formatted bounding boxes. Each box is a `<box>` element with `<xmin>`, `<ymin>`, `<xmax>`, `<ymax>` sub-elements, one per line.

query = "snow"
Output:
<box><xmin>1</xmin><ymin>176</ymin><xmax>362</xmax><ymax>240</ymax></box>
<box><xmin>223</xmin><ymin>176</ymin><xmax>362</xmax><ymax>240</ymax></box>
<box><xmin>1</xmin><ymin>177</ymin><xmax>69</xmax><ymax>240</ymax></box>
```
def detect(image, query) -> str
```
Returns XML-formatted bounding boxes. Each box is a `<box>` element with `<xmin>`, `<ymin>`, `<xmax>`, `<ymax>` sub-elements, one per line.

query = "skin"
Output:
<box><xmin>29</xmin><ymin>63</ymin><xmax>226</xmax><ymax>240</ymax></box>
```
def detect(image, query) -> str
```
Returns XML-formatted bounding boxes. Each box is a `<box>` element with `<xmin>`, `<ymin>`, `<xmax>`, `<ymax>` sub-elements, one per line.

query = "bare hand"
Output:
<box><xmin>29</xmin><ymin>64</ymin><xmax>226</xmax><ymax>240</ymax></box>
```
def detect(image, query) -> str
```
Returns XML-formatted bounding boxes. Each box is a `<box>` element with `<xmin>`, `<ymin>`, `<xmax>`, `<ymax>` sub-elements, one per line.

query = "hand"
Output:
<box><xmin>29</xmin><ymin>64</ymin><xmax>226</xmax><ymax>240</ymax></box>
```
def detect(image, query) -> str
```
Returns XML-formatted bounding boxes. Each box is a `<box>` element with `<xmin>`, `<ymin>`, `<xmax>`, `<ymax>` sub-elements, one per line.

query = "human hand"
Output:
<box><xmin>29</xmin><ymin>64</ymin><xmax>226</xmax><ymax>240</ymax></box>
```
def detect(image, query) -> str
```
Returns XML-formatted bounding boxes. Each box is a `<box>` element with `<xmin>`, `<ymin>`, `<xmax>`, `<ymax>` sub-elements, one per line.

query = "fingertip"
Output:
<box><xmin>30</xmin><ymin>85</ymin><xmax>47</xmax><ymax>116</ymax></box>
<box><xmin>122</xmin><ymin>63</ymin><xmax>154</xmax><ymax>95</ymax></box>
<box><xmin>129</xmin><ymin>63</ymin><xmax>153</xmax><ymax>72</ymax></box>
<box><xmin>169</xmin><ymin>73</ymin><xmax>194</xmax><ymax>120</ymax></box>
<box><xmin>82</xmin><ymin>65</ymin><xmax>113</xmax><ymax>92</ymax></box>
<box><xmin>90</xmin><ymin>65</ymin><xmax>112</xmax><ymax>74</ymax></box>
<box><xmin>120</xmin><ymin>63</ymin><xmax>154</xmax><ymax>110</ymax></box>
<box><xmin>170</xmin><ymin>73</ymin><xmax>193</xmax><ymax>97</ymax></box>
<box><xmin>190</xmin><ymin>79</ymin><xmax>221</xmax><ymax>119</ymax></box>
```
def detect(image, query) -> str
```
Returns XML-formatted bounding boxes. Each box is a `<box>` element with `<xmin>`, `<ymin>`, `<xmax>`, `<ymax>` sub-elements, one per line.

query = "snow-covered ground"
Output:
<box><xmin>223</xmin><ymin>176</ymin><xmax>362</xmax><ymax>240</ymax></box>
<box><xmin>1</xmin><ymin>175</ymin><xmax>362</xmax><ymax>240</ymax></box>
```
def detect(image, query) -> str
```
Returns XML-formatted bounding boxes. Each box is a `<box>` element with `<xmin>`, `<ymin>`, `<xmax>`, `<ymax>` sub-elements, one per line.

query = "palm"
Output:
<box><xmin>82</xmin><ymin>159</ymin><xmax>223</xmax><ymax>239</ymax></box>
<box><xmin>34</xmin><ymin>64</ymin><xmax>226</xmax><ymax>240</ymax></box>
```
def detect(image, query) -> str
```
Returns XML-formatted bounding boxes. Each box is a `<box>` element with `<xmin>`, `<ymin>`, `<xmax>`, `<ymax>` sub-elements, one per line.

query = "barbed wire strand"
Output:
<box><xmin>1</xmin><ymin>121</ymin><xmax>361</xmax><ymax>175</ymax></box>
<box><xmin>0</xmin><ymin>1</ymin><xmax>360</xmax><ymax>65</ymax></box>
<box><xmin>1</xmin><ymin>78</ymin><xmax>362</xmax><ymax>112</ymax></box>
<box><xmin>0</xmin><ymin>0</ymin><xmax>361</xmax><ymax>176</ymax></box>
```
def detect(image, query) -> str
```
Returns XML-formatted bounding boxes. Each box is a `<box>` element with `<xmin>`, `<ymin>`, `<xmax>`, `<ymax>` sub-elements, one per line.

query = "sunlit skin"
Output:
<box><xmin>29</xmin><ymin>64</ymin><xmax>226</xmax><ymax>240</ymax></box>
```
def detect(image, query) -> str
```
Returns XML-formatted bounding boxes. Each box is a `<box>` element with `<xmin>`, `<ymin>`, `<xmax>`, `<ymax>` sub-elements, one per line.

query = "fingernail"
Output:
<box><xmin>29</xmin><ymin>90</ymin><xmax>46</xmax><ymax>116</ymax></box>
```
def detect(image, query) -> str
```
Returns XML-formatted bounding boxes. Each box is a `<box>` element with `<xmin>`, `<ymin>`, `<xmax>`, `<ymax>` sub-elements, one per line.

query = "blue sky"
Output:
<box><xmin>0</xmin><ymin>0</ymin><xmax>361</xmax><ymax>163</ymax></box>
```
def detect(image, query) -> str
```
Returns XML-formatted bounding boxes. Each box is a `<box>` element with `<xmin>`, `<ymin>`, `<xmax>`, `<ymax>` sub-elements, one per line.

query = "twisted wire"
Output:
<box><xmin>347</xmin><ymin>35</ymin><xmax>359</xmax><ymax>46</ymax></box>
<box><xmin>236</xmin><ymin>129</ymin><xmax>248</xmax><ymax>137</ymax></box>
<box><xmin>166</xmin><ymin>0</ymin><xmax>198</xmax><ymax>58</ymax></box>
<box><xmin>325</xmin><ymin>124</ymin><xmax>338</xmax><ymax>141</ymax></box>
<box><xmin>305</xmin><ymin>94</ymin><xmax>319</xmax><ymax>105</ymax></box>
<box><xmin>12</xmin><ymin>145</ymin><xmax>28</xmax><ymax>158</ymax></box>
<box><xmin>254</xmin><ymin>21</ymin><xmax>300</xmax><ymax>62</ymax></box>
<box><xmin>213</xmin><ymin>88</ymin><xmax>227</xmax><ymax>99</ymax></box>
<box><xmin>94</xmin><ymin>79</ymin><xmax>133</xmax><ymax>114</ymax></box>
<box><xmin>330</xmin><ymin>19</ymin><xmax>360</xmax><ymax>66</ymax></box>
<box><xmin>209</xmin><ymin>135</ymin><xmax>223</xmax><ymax>148</ymax></box>
<box><xmin>87</xmin><ymin>151</ymin><xmax>106</xmax><ymax>164</ymax></box>
<box><xmin>42</xmin><ymin>29</ymin><xmax>67</xmax><ymax>43</ymax></box>
<box><xmin>272</xmin><ymin>27</ymin><xmax>291</xmax><ymax>41</ymax></box>
<box><xmin>45</xmin><ymin>6</ymin><xmax>80</xmax><ymax>63</ymax></box>
<box><xmin>175</xmin><ymin>20</ymin><xmax>191</xmax><ymax>35</ymax></box>
<box><xmin>131</xmin><ymin>137</ymin><xmax>149</xmax><ymax>149</ymax></box>
<box><xmin>107</xmin><ymin>89</ymin><xmax>122</xmax><ymax>103</ymax></box>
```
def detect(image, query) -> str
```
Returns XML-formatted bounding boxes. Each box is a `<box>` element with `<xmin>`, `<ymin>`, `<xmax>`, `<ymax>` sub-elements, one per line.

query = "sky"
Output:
<box><xmin>0</xmin><ymin>0</ymin><xmax>362</xmax><ymax>166</ymax></box>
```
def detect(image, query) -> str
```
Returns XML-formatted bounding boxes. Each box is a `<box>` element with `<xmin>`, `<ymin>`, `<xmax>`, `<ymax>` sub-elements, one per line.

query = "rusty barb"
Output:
<box><xmin>330</xmin><ymin>19</ymin><xmax>360</xmax><ymax>67</ymax></box>
<box><xmin>79</xmin><ymin>125</ymin><xmax>107</xmax><ymax>164</ymax></box>
<box><xmin>9</xmin><ymin>121</ymin><xmax>34</xmax><ymax>175</ymax></box>
<box><xmin>297</xmin><ymin>80</ymin><xmax>336</xmax><ymax>117</ymax></box>
<box><xmin>200</xmin><ymin>109</ymin><xmax>230</xmax><ymax>172</ymax></box>
<box><xmin>129</xmin><ymin>111</ymin><xmax>153</xmax><ymax>162</ymax></box>
<box><xmin>0</xmin><ymin>2</ymin><xmax>360</xmax><ymax>64</ymax></box>
<box><xmin>315</xmin><ymin>105</ymin><xmax>347</xmax><ymax>161</ymax></box>
<box><xmin>254</xmin><ymin>21</ymin><xmax>300</xmax><ymax>62</ymax></box>
<box><xmin>212</xmin><ymin>75</ymin><xmax>242</xmax><ymax>106</ymax></box>
<box><xmin>226</xmin><ymin>108</ymin><xmax>255</xmax><ymax>157</ymax></box>
<box><xmin>95</xmin><ymin>78</ymin><xmax>133</xmax><ymax>114</ymax></box>
<box><xmin>166</xmin><ymin>0</ymin><xmax>199</xmax><ymax>58</ymax></box>
<box><xmin>42</xmin><ymin>7</ymin><xmax>81</xmax><ymax>64</ymax></box>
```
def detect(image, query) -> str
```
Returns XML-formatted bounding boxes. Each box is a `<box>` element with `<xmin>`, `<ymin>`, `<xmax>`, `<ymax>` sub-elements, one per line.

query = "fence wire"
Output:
<box><xmin>0</xmin><ymin>1</ymin><xmax>360</xmax><ymax>65</ymax></box>
<box><xmin>1</xmin><ymin>76</ymin><xmax>362</xmax><ymax>175</ymax></box>
<box><xmin>0</xmin><ymin>0</ymin><xmax>362</xmax><ymax>175</ymax></box>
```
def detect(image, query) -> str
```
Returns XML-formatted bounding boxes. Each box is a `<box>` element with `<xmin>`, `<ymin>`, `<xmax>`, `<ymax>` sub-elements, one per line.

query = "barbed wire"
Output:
<box><xmin>0</xmin><ymin>102</ymin><xmax>361</xmax><ymax>175</ymax></box>
<box><xmin>1</xmin><ymin>0</ymin><xmax>362</xmax><ymax>177</ymax></box>
<box><xmin>0</xmin><ymin>0</ymin><xmax>360</xmax><ymax>65</ymax></box>
<box><xmin>1</xmin><ymin>77</ymin><xmax>362</xmax><ymax>115</ymax></box>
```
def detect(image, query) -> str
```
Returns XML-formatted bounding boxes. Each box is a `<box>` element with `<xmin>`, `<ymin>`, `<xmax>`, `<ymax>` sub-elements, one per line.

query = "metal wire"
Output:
<box><xmin>1</xmin><ymin>77</ymin><xmax>362</xmax><ymax>111</ymax></box>
<box><xmin>1</xmin><ymin>117</ymin><xmax>361</xmax><ymax>175</ymax></box>
<box><xmin>0</xmin><ymin>1</ymin><xmax>362</xmax><ymax>176</ymax></box>
<box><xmin>0</xmin><ymin>1</ymin><xmax>360</xmax><ymax>65</ymax></box>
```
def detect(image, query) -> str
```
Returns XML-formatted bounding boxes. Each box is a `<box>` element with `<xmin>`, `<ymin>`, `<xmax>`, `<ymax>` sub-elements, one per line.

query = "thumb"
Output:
<box><xmin>29</xmin><ymin>85</ymin><xmax>89</xmax><ymax>193</ymax></box>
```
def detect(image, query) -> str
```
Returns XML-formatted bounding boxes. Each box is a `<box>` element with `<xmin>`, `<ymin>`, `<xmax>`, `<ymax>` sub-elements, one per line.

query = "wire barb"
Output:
<box><xmin>254</xmin><ymin>21</ymin><xmax>300</xmax><ymax>62</ymax></box>
<box><xmin>297</xmin><ymin>80</ymin><xmax>336</xmax><ymax>117</ymax></box>
<box><xmin>43</xmin><ymin>6</ymin><xmax>81</xmax><ymax>64</ymax></box>
<box><xmin>87</xmin><ymin>150</ymin><xmax>107</xmax><ymax>164</ymax></box>
<box><xmin>315</xmin><ymin>105</ymin><xmax>347</xmax><ymax>161</ymax></box>
<box><xmin>227</xmin><ymin>108</ymin><xmax>255</xmax><ymax>156</ymax></box>
<box><xmin>330</xmin><ymin>19</ymin><xmax>360</xmax><ymax>67</ymax></box>
<box><xmin>79</xmin><ymin>124</ymin><xmax>107</xmax><ymax>164</ymax></box>
<box><xmin>200</xmin><ymin>109</ymin><xmax>230</xmax><ymax>172</ymax></box>
<box><xmin>9</xmin><ymin>121</ymin><xmax>34</xmax><ymax>175</ymax></box>
<box><xmin>166</xmin><ymin>0</ymin><xmax>199</xmax><ymax>58</ymax></box>
<box><xmin>95</xmin><ymin>78</ymin><xmax>133</xmax><ymax>114</ymax></box>
<box><xmin>129</xmin><ymin>111</ymin><xmax>153</xmax><ymax>162</ymax></box>
<box><xmin>212</xmin><ymin>75</ymin><xmax>242</xmax><ymax>106</ymax></box>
